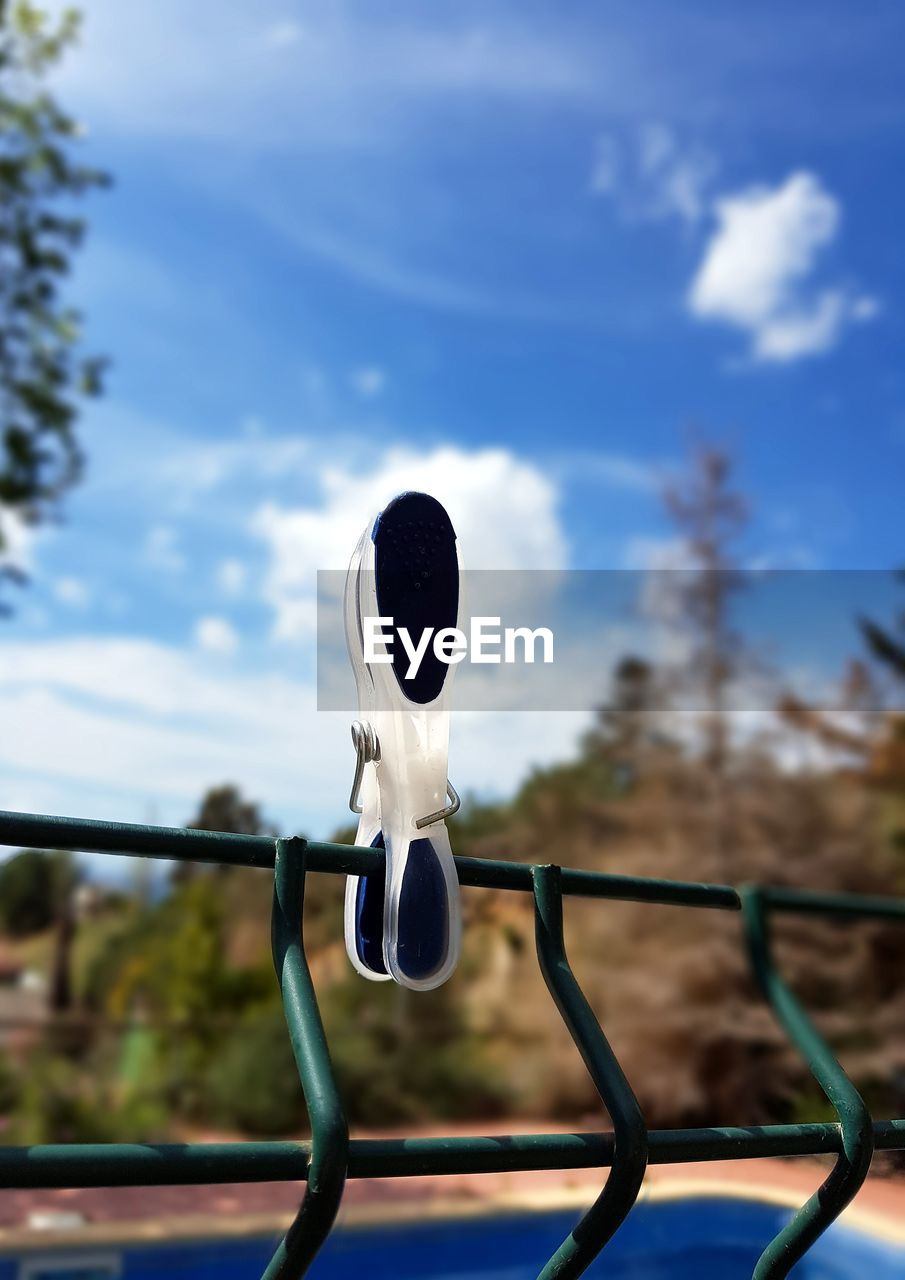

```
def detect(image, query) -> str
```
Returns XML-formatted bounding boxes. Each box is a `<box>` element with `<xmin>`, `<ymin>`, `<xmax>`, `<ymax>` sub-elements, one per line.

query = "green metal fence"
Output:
<box><xmin>1</xmin><ymin>807</ymin><xmax>904</xmax><ymax>1280</ymax></box>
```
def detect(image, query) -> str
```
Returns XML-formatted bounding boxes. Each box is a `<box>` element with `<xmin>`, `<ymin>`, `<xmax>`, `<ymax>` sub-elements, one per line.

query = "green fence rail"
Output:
<box><xmin>1</xmin><ymin>807</ymin><xmax>903</xmax><ymax>1279</ymax></box>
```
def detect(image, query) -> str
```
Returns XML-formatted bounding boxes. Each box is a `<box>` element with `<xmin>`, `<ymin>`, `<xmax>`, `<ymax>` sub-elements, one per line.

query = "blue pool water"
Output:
<box><xmin>4</xmin><ymin>1197</ymin><xmax>903</xmax><ymax>1279</ymax></box>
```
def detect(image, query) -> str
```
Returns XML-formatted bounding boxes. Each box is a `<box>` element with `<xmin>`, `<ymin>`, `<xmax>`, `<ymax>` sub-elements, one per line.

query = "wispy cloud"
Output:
<box><xmin>557</xmin><ymin>450</ymin><xmax>661</xmax><ymax>496</ymax></box>
<box><xmin>591</xmin><ymin>122</ymin><xmax>717</xmax><ymax>227</ymax></box>
<box><xmin>55</xmin><ymin>1</ymin><xmax>599</xmax><ymax>146</ymax></box>
<box><xmin>250</xmin><ymin>208</ymin><xmax>612</xmax><ymax>322</ymax></box>
<box><xmin>0</xmin><ymin>634</ymin><xmax>587</xmax><ymax>838</ymax></box>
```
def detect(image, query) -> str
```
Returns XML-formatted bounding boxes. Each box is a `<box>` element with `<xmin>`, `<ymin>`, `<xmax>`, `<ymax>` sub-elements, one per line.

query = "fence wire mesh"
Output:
<box><xmin>1</xmin><ymin>808</ymin><xmax>903</xmax><ymax>1280</ymax></box>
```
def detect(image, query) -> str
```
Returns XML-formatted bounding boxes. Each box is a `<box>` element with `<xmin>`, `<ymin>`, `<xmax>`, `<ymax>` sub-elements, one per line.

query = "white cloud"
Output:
<box><xmin>53</xmin><ymin>577</ymin><xmax>91</xmax><ymax>609</ymax></box>
<box><xmin>751</xmin><ymin>289</ymin><xmax>847</xmax><ymax>362</ymax></box>
<box><xmin>591</xmin><ymin>123</ymin><xmax>716</xmax><ymax>226</ymax></box>
<box><xmin>0</xmin><ymin>507</ymin><xmax>34</xmax><ymax>575</ymax></box>
<box><xmin>690</xmin><ymin>173</ymin><xmax>837</xmax><ymax>325</ymax></box>
<box><xmin>143</xmin><ymin>524</ymin><xmax>186</xmax><ymax>573</ymax></box>
<box><xmin>194</xmin><ymin>615</ymin><xmax>239</xmax><ymax>655</ymax></box>
<box><xmin>252</xmin><ymin>443</ymin><xmax>568</xmax><ymax>641</ymax></box>
<box><xmin>0</xmin><ymin>636</ymin><xmax>335</xmax><ymax>819</ymax></box>
<box><xmin>688</xmin><ymin>171</ymin><xmax>875</xmax><ymax>362</ymax></box>
<box><xmin>350</xmin><ymin>365</ymin><xmax>387</xmax><ymax>399</ymax></box>
<box><xmin>0</xmin><ymin>634</ymin><xmax>588</xmax><ymax>840</ymax></box>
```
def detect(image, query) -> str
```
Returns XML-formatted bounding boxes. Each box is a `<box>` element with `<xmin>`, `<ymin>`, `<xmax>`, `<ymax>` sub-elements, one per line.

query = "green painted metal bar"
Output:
<box><xmin>0</xmin><ymin>809</ymin><xmax>737</xmax><ymax>907</ymax></box>
<box><xmin>741</xmin><ymin>887</ymin><xmax>875</xmax><ymax>1280</ymax></box>
<box><xmin>0</xmin><ymin>1119</ymin><xmax>902</xmax><ymax>1189</ymax></box>
<box><xmin>263</xmin><ymin>837</ymin><xmax>348</xmax><ymax>1280</ymax></box>
<box><xmin>349</xmin><ymin>1118</ymin><xmax>905</xmax><ymax>1173</ymax></box>
<box><xmin>0</xmin><ymin>809</ymin><xmax>279</xmax><ymax>869</ymax></box>
<box><xmin>533</xmin><ymin>865</ymin><xmax>648</xmax><ymax>1279</ymax></box>
<box><xmin>763</xmin><ymin>885</ymin><xmax>905</xmax><ymax>922</ymax></box>
<box><xmin>0</xmin><ymin>807</ymin><xmax>759</xmax><ymax>910</ymax></box>
<box><xmin>10</xmin><ymin>811</ymin><xmax>905</xmax><ymax>921</ymax></box>
<box><xmin>1</xmin><ymin>803</ymin><xmax>904</xmax><ymax>1275</ymax></box>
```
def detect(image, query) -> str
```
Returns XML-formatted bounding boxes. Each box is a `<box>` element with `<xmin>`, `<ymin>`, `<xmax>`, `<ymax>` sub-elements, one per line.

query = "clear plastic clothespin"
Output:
<box><xmin>343</xmin><ymin>492</ymin><xmax>462</xmax><ymax>991</ymax></box>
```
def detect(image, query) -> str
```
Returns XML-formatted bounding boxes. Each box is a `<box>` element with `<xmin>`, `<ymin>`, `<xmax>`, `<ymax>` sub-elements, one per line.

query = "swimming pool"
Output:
<box><xmin>5</xmin><ymin>1196</ymin><xmax>904</xmax><ymax>1279</ymax></box>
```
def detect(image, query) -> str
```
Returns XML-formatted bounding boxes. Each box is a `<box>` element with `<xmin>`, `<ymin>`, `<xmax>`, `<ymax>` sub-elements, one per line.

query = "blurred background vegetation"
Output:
<box><xmin>1</xmin><ymin>0</ymin><xmax>905</xmax><ymax>1167</ymax></box>
<box><xmin>0</xmin><ymin>444</ymin><xmax>902</xmax><ymax>1154</ymax></box>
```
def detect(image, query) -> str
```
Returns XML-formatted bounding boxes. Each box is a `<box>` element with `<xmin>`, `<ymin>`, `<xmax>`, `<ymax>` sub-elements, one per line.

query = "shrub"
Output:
<box><xmin>8</xmin><ymin>1054</ymin><xmax>117</xmax><ymax>1145</ymax></box>
<box><xmin>0</xmin><ymin>849</ymin><xmax>74</xmax><ymax>937</ymax></box>
<box><xmin>207</xmin><ymin>1004</ymin><xmax>306</xmax><ymax>1136</ymax></box>
<box><xmin>0</xmin><ymin>1053</ymin><xmax>20</xmax><ymax>1114</ymax></box>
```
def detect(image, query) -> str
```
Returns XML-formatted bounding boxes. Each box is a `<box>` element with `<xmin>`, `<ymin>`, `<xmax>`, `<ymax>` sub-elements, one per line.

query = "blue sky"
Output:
<box><xmin>2</xmin><ymin>0</ymin><xmax>904</xmax><ymax>847</ymax></box>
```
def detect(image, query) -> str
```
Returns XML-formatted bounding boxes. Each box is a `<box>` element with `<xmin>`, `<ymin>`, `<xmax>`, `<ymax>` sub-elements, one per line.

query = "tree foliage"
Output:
<box><xmin>861</xmin><ymin>569</ymin><xmax>905</xmax><ymax>684</ymax></box>
<box><xmin>663</xmin><ymin>443</ymin><xmax>748</xmax><ymax>780</ymax></box>
<box><xmin>0</xmin><ymin>846</ymin><xmax>75</xmax><ymax>936</ymax></box>
<box><xmin>207</xmin><ymin>1004</ymin><xmax>306</xmax><ymax>1136</ymax></box>
<box><xmin>173</xmin><ymin>784</ymin><xmax>274</xmax><ymax>885</ymax></box>
<box><xmin>582</xmin><ymin>654</ymin><xmax>659</xmax><ymax>782</ymax></box>
<box><xmin>0</xmin><ymin>1</ymin><xmax>107</xmax><ymax>601</ymax></box>
<box><xmin>188</xmin><ymin>784</ymin><xmax>273</xmax><ymax>837</ymax></box>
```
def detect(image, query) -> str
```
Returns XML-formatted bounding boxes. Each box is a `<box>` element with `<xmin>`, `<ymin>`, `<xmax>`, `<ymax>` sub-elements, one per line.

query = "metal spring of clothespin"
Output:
<box><xmin>349</xmin><ymin>720</ymin><xmax>459</xmax><ymax>829</ymax></box>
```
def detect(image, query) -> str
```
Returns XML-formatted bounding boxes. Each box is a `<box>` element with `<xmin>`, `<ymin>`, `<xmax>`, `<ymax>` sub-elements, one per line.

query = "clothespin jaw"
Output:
<box><xmin>344</xmin><ymin>724</ymin><xmax>391</xmax><ymax>982</ymax></box>
<box><xmin>343</xmin><ymin>525</ymin><xmax>391</xmax><ymax>983</ymax></box>
<box><xmin>343</xmin><ymin>492</ymin><xmax>462</xmax><ymax>991</ymax></box>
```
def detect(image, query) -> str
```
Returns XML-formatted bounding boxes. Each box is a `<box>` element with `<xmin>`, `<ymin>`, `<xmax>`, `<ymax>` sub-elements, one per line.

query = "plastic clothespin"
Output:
<box><xmin>343</xmin><ymin>491</ymin><xmax>462</xmax><ymax>991</ymax></box>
